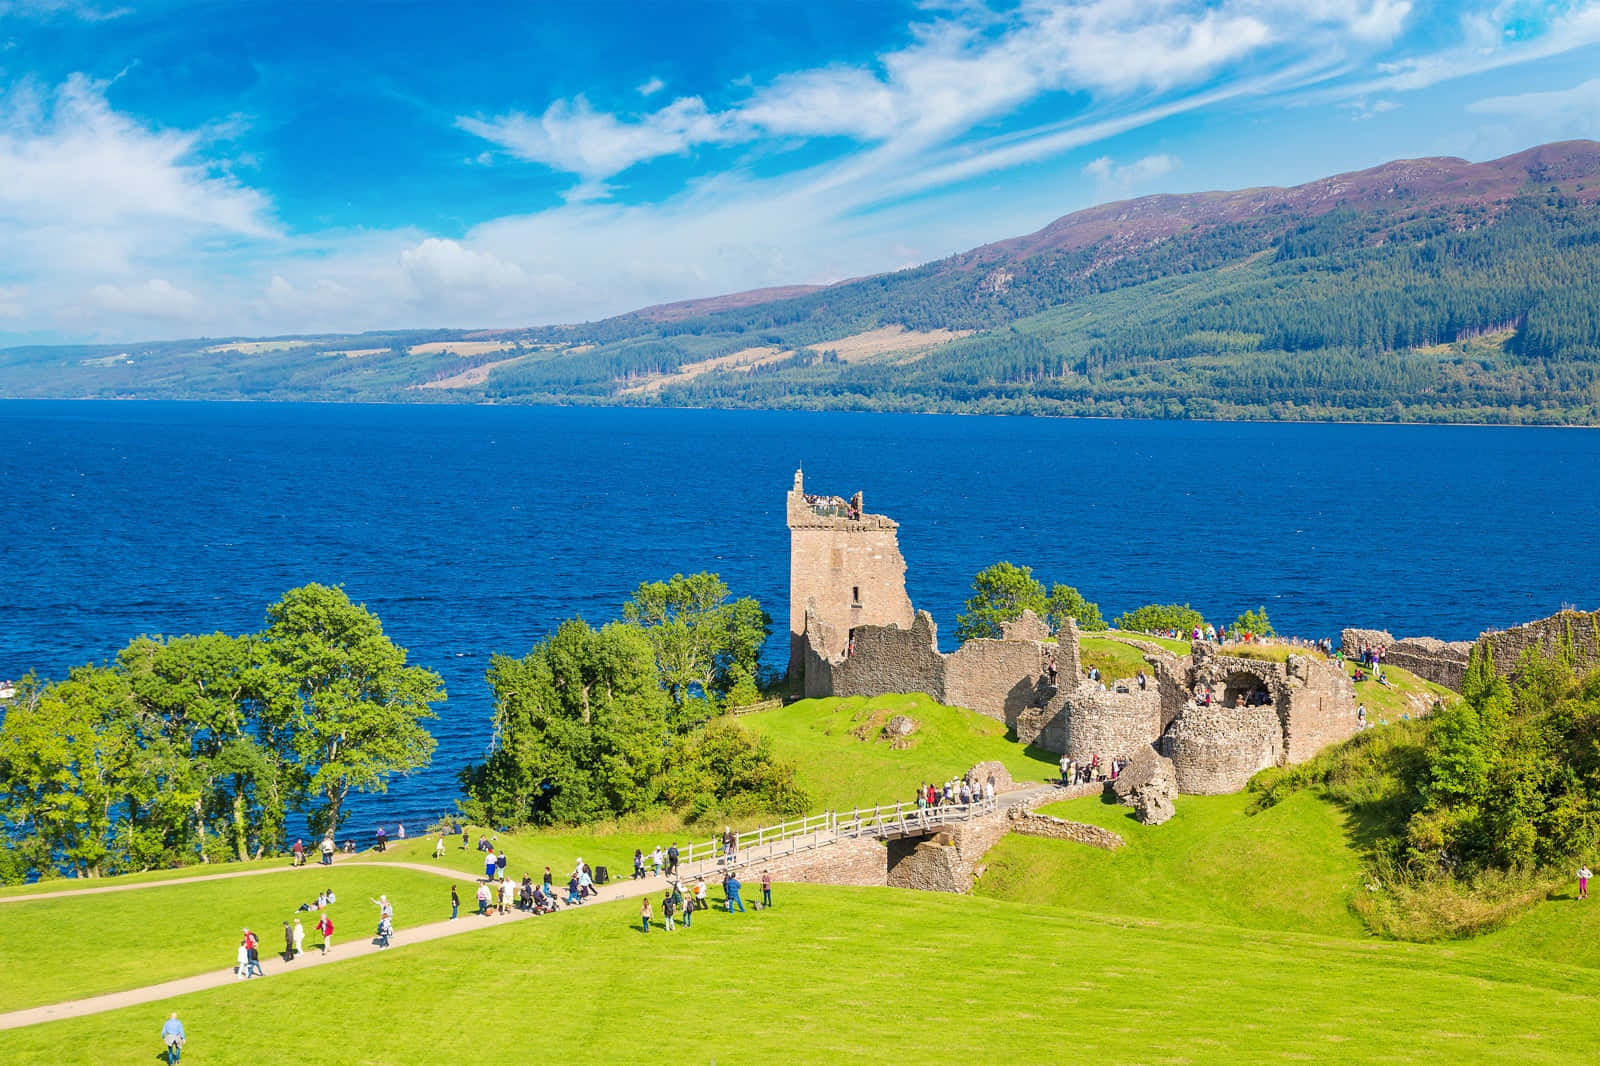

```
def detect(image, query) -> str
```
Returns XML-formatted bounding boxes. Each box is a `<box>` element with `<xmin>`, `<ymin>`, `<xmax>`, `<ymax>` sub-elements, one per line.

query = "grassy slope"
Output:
<box><xmin>740</xmin><ymin>693</ymin><xmax>1059</xmax><ymax>809</ymax></box>
<box><xmin>0</xmin><ymin>853</ymin><xmax>295</xmax><ymax>897</ymax></box>
<box><xmin>0</xmin><ymin>866</ymin><xmax>449</xmax><ymax>1010</ymax></box>
<box><xmin>976</xmin><ymin>790</ymin><xmax>1369</xmax><ymax>939</ymax></box>
<box><xmin>2</xmin><ymin>885</ymin><xmax>1597</xmax><ymax>1065</ymax></box>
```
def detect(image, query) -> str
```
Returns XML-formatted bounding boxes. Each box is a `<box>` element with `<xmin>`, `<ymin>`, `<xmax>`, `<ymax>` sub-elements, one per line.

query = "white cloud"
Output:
<box><xmin>90</xmin><ymin>278</ymin><xmax>199</xmax><ymax>319</ymax></box>
<box><xmin>0</xmin><ymin>285</ymin><xmax>22</xmax><ymax>318</ymax></box>
<box><xmin>399</xmin><ymin>238</ymin><xmax>527</xmax><ymax>299</ymax></box>
<box><xmin>636</xmin><ymin>76</ymin><xmax>665</xmax><ymax>97</ymax></box>
<box><xmin>1083</xmin><ymin>152</ymin><xmax>1179</xmax><ymax>189</ymax></box>
<box><xmin>1469</xmin><ymin>76</ymin><xmax>1600</xmax><ymax>121</ymax></box>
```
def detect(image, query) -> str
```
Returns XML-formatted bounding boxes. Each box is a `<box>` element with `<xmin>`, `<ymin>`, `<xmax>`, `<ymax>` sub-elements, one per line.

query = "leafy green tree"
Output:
<box><xmin>622</xmin><ymin>572</ymin><xmax>770</xmax><ymax>704</ymax></box>
<box><xmin>956</xmin><ymin>562</ymin><xmax>1047</xmax><ymax>642</ymax></box>
<box><xmin>465</xmin><ymin>619</ymin><xmax>670</xmax><ymax>826</ymax></box>
<box><xmin>1114</xmin><ymin>603</ymin><xmax>1205</xmax><ymax>634</ymax></box>
<box><xmin>260</xmin><ymin>584</ymin><xmax>443</xmax><ymax>835</ymax></box>
<box><xmin>0</xmin><ymin>667</ymin><xmax>137</xmax><ymax>878</ymax></box>
<box><xmin>1233</xmin><ymin>607</ymin><xmax>1275</xmax><ymax>637</ymax></box>
<box><xmin>660</xmin><ymin>717</ymin><xmax>809</xmax><ymax>822</ymax></box>
<box><xmin>1045</xmin><ymin>584</ymin><xmax>1104</xmax><ymax>632</ymax></box>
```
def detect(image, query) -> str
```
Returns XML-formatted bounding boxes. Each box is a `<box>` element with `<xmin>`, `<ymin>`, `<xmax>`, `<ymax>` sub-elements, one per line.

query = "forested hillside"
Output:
<box><xmin>6</xmin><ymin>141</ymin><xmax>1600</xmax><ymax>423</ymax></box>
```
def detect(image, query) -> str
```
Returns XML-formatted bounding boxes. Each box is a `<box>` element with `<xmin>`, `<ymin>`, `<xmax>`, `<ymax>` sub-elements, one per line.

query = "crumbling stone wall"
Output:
<box><xmin>1061</xmin><ymin>684</ymin><xmax>1163</xmax><ymax>764</ymax></box>
<box><xmin>1163</xmin><ymin>703</ymin><xmax>1282</xmax><ymax>794</ymax></box>
<box><xmin>1280</xmin><ymin>654</ymin><xmax>1360</xmax><ymax>762</ymax></box>
<box><xmin>1341</xmin><ymin>626</ymin><xmax>1471</xmax><ymax>691</ymax></box>
<box><xmin>820</xmin><ymin>610</ymin><xmax>947</xmax><ymax>703</ymax></box>
<box><xmin>945</xmin><ymin>637</ymin><xmax>1052</xmax><ymax>727</ymax></box>
<box><xmin>1006</xmin><ymin>810</ymin><xmax>1126</xmax><ymax>849</ymax></box>
<box><xmin>1478</xmin><ymin>609</ymin><xmax>1600</xmax><ymax>680</ymax></box>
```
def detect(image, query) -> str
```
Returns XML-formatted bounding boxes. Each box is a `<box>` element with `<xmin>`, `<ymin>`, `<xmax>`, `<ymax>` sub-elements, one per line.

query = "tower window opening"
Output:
<box><xmin>852</xmin><ymin>586</ymin><xmax>861</xmax><ymax>607</ymax></box>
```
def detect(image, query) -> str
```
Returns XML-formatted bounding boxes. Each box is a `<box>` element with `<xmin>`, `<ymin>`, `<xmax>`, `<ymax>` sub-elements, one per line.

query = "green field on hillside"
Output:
<box><xmin>739</xmin><ymin>693</ymin><xmax>1058</xmax><ymax>809</ymax></box>
<box><xmin>3</xmin><ymin>884</ymin><xmax>1598</xmax><ymax>1065</ymax></box>
<box><xmin>976</xmin><ymin>790</ymin><xmax>1369</xmax><ymax>938</ymax></box>
<box><xmin>0</xmin><ymin>866</ymin><xmax>448</xmax><ymax>1010</ymax></box>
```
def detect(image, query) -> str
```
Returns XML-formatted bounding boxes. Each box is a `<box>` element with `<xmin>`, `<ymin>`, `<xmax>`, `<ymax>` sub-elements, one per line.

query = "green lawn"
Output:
<box><xmin>740</xmin><ymin>693</ymin><xmax>1058</xmax><ymax>809</ymax></box>
<box><xmin>1078</xmin><ymin>636</ymin><xmax>1159</xmax><ymax>681</ymax></box>
<box><xmin>1097</xmin><ymin>630</ymin><xmax>1192</xmax><ymax>655</ymax></box>
<box><xmin>0</xmin><ymin>865</ymin><xmax>451</xmax><ymax>1010</ymax></box>
<box><xmin>975</xmin><ymin>790</ymin><xmax>1369</xmax><ymax>938</ymax></box>
<box><xmin>0</xmin><ymin>853</ymin><xmax>297</xmax><ymax>898</ymax></box>
<box><xmin>1353</xmin><ymin>663</ymin><xmax>1458</xmax><ymax>723</ymax></box>
<box><xmin>3</xmin><ymin>884</ymin><xmax>1598</xmax><ymax>1065</ymax></box>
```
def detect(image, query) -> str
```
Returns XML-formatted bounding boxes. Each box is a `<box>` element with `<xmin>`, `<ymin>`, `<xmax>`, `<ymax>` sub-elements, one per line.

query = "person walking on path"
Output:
<box><xmin>292</xmin><ymin>918</ymin><xmax>305</xmax><ymax>958</ymax></box>
<box><xmin>374</xmin><ymin>825</ymin><xmax>387</xmax><ymax>852</ymax></box>
<box><xmin>640</xmin><ymin>895</ymin><xmax>652</xmax><ymax>933</ymax></box>
<box><xmin>633</xmin><ymin>849</ymin><xmax>646</xmax><ymax>879</ymax></box>
<box><xmin>376</xmin><ymin>914</ymin><xmax>393</xmax><ymax>950</ymax></box>
<box><xmin>242</xmin><ymin>929</ymin><xmax>265</xmax><ymax>977</ymax></box>
<box><xmin>667</xmin><ymin>842</ymin><xmax>679</xmax><ymax>876</ymax></box>
<box><xmin>652</xmin><ymin>845</ymin><xmax>664</xmax><ymax>876</ymax></box>
<box><xmin>371</xmin><ymin>894</ymin><xmax>393</xmax><ymax>924</ymax></box>
<box><xmin>476</xmin><ymin>881</ymin><xmax>491</xmax><ymax>916</ymax></box>
<box><xmin>498</xmin><ymin>877</ymin><xmax>512</xmax><ymax>915</ymax></box>
<box><xmin>1581</xmin><ymin>865</ymin><xmax>1593</xmax><ymax>901</ymax></box>
<box><xmin>320</xmin><ymin>835</ymin><xmax>335</xmax><ymax>866</ymax></box>
<box><xmin>282</xmin><ymin>921</ymin><xmax>295</xmax><ymax>963</ymax></box>
<box><xmin>695</xmin><ymin>877</ymin><xmax>708</xmax><ymax>913</ymax></box>
<box><xmin>235</xmin><ymin>940</ymin><xmax>250</xmax><ymax>980</ymax></box>
<box><xmin>291</xmin><ymin>839</ymin><xmax>305</xmax><ymax>867</ymax></box>
<box><xmin>315</xmin><ymin>913</ymin><xmax>333</xmax><ymax>954</ymax></box>
<box><xmin>434</xmin><ymin>836</ymin><xmax>446</xmax><ymax>859</ymax></box>
<box><xmin>761</xmin><ymin>870</ymin><xmax>772</xmax><ymax>909</ymax></box>
<box><xmin>484</xmin><ymin>851</ymin><xmax>497</xmax><ymax>881</ymax></box>
<box><xmin>160</xmin><ymin>1012</ymin><xmax>186</xmax><ymax>1062</ymax></box>
<box><xmin>495</xmin><ymin>849</ymin><xmax>508</xmax><ymax>881</ymax></box>
<box><xmin>679</xmin><ymin>884</ymin><xmax>693</xmax><ymax>929</ymax></box>
<box><xmin>450</xmin><ymin>885</ymin><xmax>459</xmax><ymax>920</ymax></box>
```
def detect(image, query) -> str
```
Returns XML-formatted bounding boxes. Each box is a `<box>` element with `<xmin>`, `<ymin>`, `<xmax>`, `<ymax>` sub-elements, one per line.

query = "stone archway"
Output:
<box><xmin>1221</xmin><ymin>669</ymin><xmax>1273</xmax><ymax>709</ymax></box>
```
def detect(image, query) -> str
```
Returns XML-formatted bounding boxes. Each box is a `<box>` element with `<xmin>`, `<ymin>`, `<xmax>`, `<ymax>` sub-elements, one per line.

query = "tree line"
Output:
<box><xmin>0</xmin><ymin>585</ymin><xmax>442</xmax><ymax>881</ymax></box>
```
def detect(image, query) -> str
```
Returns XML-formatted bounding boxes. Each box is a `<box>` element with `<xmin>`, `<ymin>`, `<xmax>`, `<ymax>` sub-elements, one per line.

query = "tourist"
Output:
<box><xmin>495</xmin><ymin>849</ymin><xmax>508</xmax><ymax>880</ymax></box>
<box><xmin>161</xmin><ymin>1012</ymin><xmax>186</xmax><ymax>1061</ymax></box>
<box><xmin>320</xmin><ymin>835</ymin><xmax>335</xmax><ymax>866</ymax></box>
<box><xmin>915</xmin><ymin>786</ymin><xmax>926</xmax><ymax>810</ymax></box>
<box><xmin>316</xmin><ymin>912</ymin><xmax>333</xmax><ymax>954</ymax></box>
<box><xmin>1137</xmin><ymin>669</ymin><xmax>1147</xmax><ymax>690</ymax></box>
<box><xmin>434</xmin><ymin>836</ymin><xmax>446</xmax><ymax>858</ymax></box>
<box><xmin>667</xmin><ymin>842</ymin><xmax>680</xmax><ymax>876</ymax></box>
<box><xmin>681</xmin><ymin>885</ymin><xmax>694</xmax><ymax>928</ymax></box>
<box><xmin>282</xmin><ymin>921</ymin><xmax>295</xmax><ymax>963</ymax></box>
<box><xmin>375</xmin><ymin>825</ymin><xmax>387</xmax><ymax>852</ymax></box>
<box><xmin>484</xmin><ymin>851</ymin><xmax>497</xmax><ymax>881</ymax></box>
<box><xmin>722</xmin><ymin>825</ymin><xmax>737</xmax><ymax>862</ymax></box>
<box><xmin>498</xmin><ymin>876</ymin><xmax>512</xmax><ymax>915</ymax></box>
<box><xmin>567</xmin><ymin>870</ymin><xmax>583</xmax><ymax>905</ymax></box>
<box><xmin>1047</xmin><ymin>657</ymin><xmax>1058</xmax><ymax>685</ymax></box>
<box><xmin>761</xmin><ymin>869</ymin><xmax>773</xmax><ymax>908</ymax></box>
<box><xmin>235</xmin><ymin>939</ymin><xmax>250</xmax><ymax>979</ymax></box>
<box><xmin>662</xmin><ymin>889</ymin><xmax>676</xmax><ymax>931</ymax></box>
<box><xmin>450</xmin><ymin>884</ymin><xmax>459</xmax><ymax>920</ymax></box>
<box><xmin>476</xmin><ymin>881</ymin><xmax>491</xmax><ymax>916</ymax></box>
<box><xmin>243</xmin><ymin>929</ymin><xmax>265</xmax><ymax>977</ymax></box>
<box><xmin>461</xmin><ymin>827</ymin><xmax>470</xmax><ymax>849</ymax></box>
<box><xmin>640</xmin><ymin>895</ymin><xmax>652</xmax><ymax>933</ymax></box>
<box><xmin>397</xmin><ymin>823</ymin><xmax>405</xmax><ymax>839</ymax></box>
<box><xmin>291</xmin><ymin>838</ymin><xmax>305</xmax><ymax>866</ymax></box>
<box><xmin>292</xmin><ymin>917</ymin><xmax>305</xmax><ymax>958</ymax></box>
<box><xmin>633</xmin><ymin>849</ymin><xmax>646</xmax><ymax>879</ymax></box>
<box><xmin>520</xmin><ymin>875</ymin><xmax>534</xmax><ymax>911</ymax></box>
<box><xmin>695</xmin><ymin>877</ymin><xmax>708</xmax><ymax>913</ymax></box>
<box><xmin>376</xmin><ymin>914</ymin><xmax>392</xmax><ymax>950</ymax></box>
<box><xmin>1059</xmin><ymin>753</ymin><xmax>1071</xmax><ymax>784</ymax></box>
<box><xmin>579</xmin><ymin>863</ymin><xmax>597</xmax><ymax>899</ymax></box>
<box><xmin>1357</xmin><ymin>705</ymin><xmax>1368</xmax><ymax>729</ymax></box>
<box><xmin>984</xmin><ymin>777</ymin><xmax>996</xmax><ymax>802</ymax></box>
<box><xmin>725</xmin><ymin>873</ymin><xmax>746</xmax><ymax>912</ymax></box>
<box><xmin>371</xmin><ymin>894</ymin><xmax>393</xmax><ymax>923</ymax></box>
<box><xmin>543</xmin><ymin>865</ymin><xmax>554</xmax><ymax>896</ymax></box>
<box><xmin>1581</xmin><ymin>865</ymin><xmax>1593</xmax><ymax>901</ymax></box>
<box><xmin>652</xmin><ymin>845</ymin><xmax>664</xmax><ymax>876</ymax></box>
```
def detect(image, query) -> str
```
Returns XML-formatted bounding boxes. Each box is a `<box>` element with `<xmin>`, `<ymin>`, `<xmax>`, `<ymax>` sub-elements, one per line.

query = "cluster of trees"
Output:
<box><xmin>0</xmin><ymin>585</ymin><xmax>443</xmax><ymax>882</ymax></box>
<box><xmin>1114</xmin><ymin>603</ymin><xmax>1205</xmax><ymax>634</ymax></box>
<box><xmin>459</xmin><ymin>573</ymin><xmax>806</xmax><ymax>829</ymax></box>
<box><xmin>955</xmin><ymin>562</ymin><xmax>1103</xmax><ymax>642</ymax></box>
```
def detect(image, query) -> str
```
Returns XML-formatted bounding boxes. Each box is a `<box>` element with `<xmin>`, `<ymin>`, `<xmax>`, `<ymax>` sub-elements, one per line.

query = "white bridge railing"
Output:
<box><xmin>672</xmin><ymin>796</ymin><xmax>999</xmax><ymax>881</ymax></box>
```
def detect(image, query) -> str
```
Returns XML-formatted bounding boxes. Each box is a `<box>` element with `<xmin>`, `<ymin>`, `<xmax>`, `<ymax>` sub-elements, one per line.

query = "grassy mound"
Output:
<box><xmin>0</xmin><ymin>865</ymin><xmax>449</xmax><ymax>1010</ymax></box>
<box><xmin>975</xmin><ymin>790</ymin><xmax>1368</xmax><ymax>939</ymax></box>
<box><xmin>4</xmin><ymin>884</ymin><xmax>1598</xmax><ymax>1064</ymax></box>
<box><xmin>739</xmin><ymin>693</ymin><xmax>1058</xmax><ymax>809</ymax></box>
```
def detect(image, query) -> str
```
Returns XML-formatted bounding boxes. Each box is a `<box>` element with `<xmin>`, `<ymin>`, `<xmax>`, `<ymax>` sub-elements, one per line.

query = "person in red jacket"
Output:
<box><xmin>316</xmin><ymin>913</ymin><xmax>333</xmax><ymax>954</ymax></box>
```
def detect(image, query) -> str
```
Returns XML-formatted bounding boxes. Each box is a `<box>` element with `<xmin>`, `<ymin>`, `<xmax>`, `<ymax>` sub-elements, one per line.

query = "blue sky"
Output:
<box><xmin>1</xmin><ymin>0</ymin><xmax>1598</xmax><ymax>345</ymax></box>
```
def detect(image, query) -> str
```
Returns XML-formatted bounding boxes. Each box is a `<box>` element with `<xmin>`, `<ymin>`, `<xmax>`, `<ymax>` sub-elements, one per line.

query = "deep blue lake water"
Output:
<box><xmin>4</xmin><ymin>400</ymin><xmax>1598</xmax><ymax>829</ymax></box>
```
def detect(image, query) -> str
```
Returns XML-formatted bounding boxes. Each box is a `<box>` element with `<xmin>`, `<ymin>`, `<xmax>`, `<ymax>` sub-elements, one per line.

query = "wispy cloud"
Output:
<box><xmin>1083</xmin><ymin>152</ymin><xmax>1179</xmax><ymax>191</ymax></box>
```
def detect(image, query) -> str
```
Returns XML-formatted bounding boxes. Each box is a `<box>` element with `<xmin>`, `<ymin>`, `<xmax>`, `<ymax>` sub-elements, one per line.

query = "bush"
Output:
<box><xmin>1233</xmin><ymin>607</ymin><xmax>1275</xmax><ymax>637</ymax></box>
<box><xmin>1114</xmin><ymin>603</ymin><xmax>1204</xmax><ymax>634</ymax></box>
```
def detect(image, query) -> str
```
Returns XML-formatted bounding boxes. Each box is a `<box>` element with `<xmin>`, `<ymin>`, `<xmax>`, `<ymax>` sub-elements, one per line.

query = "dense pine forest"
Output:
<box><xmin>5</xmin><ymin>142</ymin><xmax>1600</xmax><ymax>424</ymax></box>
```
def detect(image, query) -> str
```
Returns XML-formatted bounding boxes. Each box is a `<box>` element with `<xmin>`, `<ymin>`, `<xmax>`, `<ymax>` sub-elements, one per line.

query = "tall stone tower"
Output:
<box><xmin>787</xmin><ymin>469</ymin><xmax>914</xmax><ymax>682</ymax></box>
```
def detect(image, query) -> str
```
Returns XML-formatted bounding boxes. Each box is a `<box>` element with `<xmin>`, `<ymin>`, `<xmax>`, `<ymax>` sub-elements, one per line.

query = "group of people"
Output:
<box><xmin>915</xmin><ymin>773</ymin><xmax>996</xmax><ymax>810</ymax></box>
<box><xmin>632</xmin><ymin>842</ymin><xmax>682</xmax><ymax>879</ymax></box>
<box><xmin>234</xmin><ymin>882</ymin><xmax>400</xmax><ymax>977</ymax></box>
<box><xmin>641</xmin><ymin>869</ymin><xmax>772</xmax><ymax>932</ymax></box>
<box><xmin>1059</xmin><ymin>752</ymin><xmax>1125</xmax><ymax>786</ymax></box>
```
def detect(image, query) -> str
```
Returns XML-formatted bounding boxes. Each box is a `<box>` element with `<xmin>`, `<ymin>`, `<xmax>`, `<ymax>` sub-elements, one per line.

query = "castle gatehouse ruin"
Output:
<box><xmin>788</xmin><ymin>472</ymin><xmax>1362</xmax><ymax>795</ymax></box>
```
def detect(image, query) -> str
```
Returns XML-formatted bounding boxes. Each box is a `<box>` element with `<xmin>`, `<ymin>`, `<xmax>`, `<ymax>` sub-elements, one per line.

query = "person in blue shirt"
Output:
<box><xmin>160</xmin><ymin>1012</ymin><xmax>186</xmax><ymax>1060</ymax></box>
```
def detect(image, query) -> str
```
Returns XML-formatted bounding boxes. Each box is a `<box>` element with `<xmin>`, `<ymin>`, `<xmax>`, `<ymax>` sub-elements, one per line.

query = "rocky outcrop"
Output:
<box><xmin>1108</xmin><ymin>746</ymin><xmax>1178</xmax><ymax>825</ymax></box>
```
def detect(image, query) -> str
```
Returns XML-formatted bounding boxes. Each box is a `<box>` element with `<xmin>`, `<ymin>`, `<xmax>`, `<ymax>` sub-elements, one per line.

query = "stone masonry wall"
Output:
<box><xmin>945</xmin><ymin>637</ymin><xmax>1052</xmax><ymax>728</ymax></box>
<box><xmin>764</xmin><ymin>834</ymin><xmax>888</xmax><ymax>887</ymax></box>
<box><xmin>1341</xmin><ymin>626</ymin><xmax>1471</xmax><ymax>691</ymax></box>
<box><xmin>1061</xmin><ymin>683</ymin><xmax>1164</xmax><ymax>763</ymax></box>
<box><xmin>1006</xmin><ymin>810</ymin><xmax>1126</xmax><ymax>849</ymax></box>
<box><xmin>1280</xmin><ymin>654</ymin><xmax>1361</xmax><ymax>762</ymax></box>
<box><xmin>1164</xmin><ymin>703</ymin><xmax>1282</xmax><ymax>794</ymax></box>
<box><xmin>1478</xmin><ymin>610</ymin><xmax>1600</xmax><ymax>680</ymax></box>
<box><xmin>823</xmin><ymin>610</ymin><xmax>947</xmax><ymax>702</ymax></box>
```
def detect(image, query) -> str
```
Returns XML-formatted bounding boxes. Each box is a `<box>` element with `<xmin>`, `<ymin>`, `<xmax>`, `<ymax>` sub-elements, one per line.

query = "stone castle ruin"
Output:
<box><xmin>788</xmin><ymin>472</ymin><xmax>1362</xmax><ymax>795</ymax></box>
